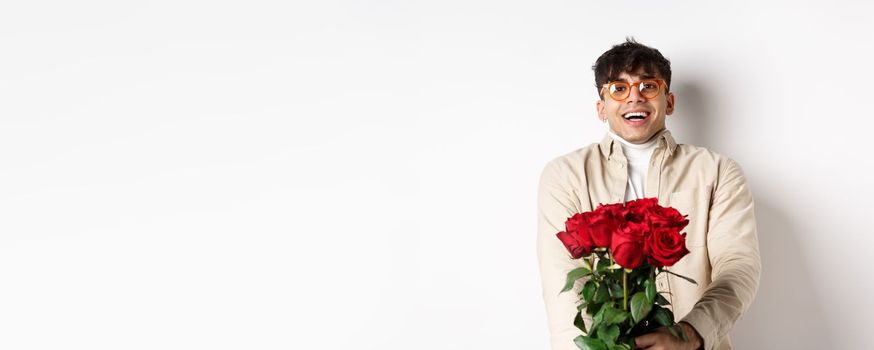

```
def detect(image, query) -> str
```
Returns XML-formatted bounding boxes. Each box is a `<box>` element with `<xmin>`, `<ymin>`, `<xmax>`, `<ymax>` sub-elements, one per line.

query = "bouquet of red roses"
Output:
<box><xmin>556</xmin><ymin>197</ymin><xmax>697</xmax><ymax>350</ymax></box>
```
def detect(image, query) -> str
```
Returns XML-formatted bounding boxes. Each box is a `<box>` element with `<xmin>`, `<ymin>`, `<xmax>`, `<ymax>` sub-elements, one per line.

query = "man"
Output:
<box><xmin>536</xmin><ymin>38</ymin><xmax>761</xmax><ymax>350</ymax></box>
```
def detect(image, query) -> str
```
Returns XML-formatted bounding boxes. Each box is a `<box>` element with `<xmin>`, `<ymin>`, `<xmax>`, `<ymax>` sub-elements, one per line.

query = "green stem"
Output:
<box><xmin>623</xmin><ymin>269</ymin><xmax>628</xmax><ymax>311</ymax></box>
<box><xmin>589</xmin><ymin>254</ymin><xmax>595</xmax><ymax>273</ymax></box>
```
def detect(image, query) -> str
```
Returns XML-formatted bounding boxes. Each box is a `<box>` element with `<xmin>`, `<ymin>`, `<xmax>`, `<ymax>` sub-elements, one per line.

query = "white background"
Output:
<box><xmin>1</xmin><ymin>1</ymin><xmax>872</xmax><ymax>349</ymax></box>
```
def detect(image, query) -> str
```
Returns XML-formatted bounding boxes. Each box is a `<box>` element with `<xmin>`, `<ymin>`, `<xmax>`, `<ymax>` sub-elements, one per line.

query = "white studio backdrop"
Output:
<box><xmin>1</xmin><ymin>1</ymin><xmax>871</xmax><ymax>349</ymax></box>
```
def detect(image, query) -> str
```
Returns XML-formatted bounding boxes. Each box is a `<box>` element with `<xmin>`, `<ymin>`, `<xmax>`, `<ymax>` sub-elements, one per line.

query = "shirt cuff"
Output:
<box><xmin>680</xmin><ymin>310</ymin><xmax>717</xmax><ymax>350</ymax></box>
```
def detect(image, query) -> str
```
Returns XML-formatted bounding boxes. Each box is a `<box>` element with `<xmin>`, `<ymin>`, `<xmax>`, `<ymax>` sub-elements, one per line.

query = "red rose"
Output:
<box><xmin>610</xmin><ymin>221</ymin><xmax>648</xmax><ymax>269</ymax></box>
<box><xmin>648</xmin><ymin>205</ymin><xmax>689</xmax><ymax>231</ymax></box>
<box><xmin>589</xmin><ymin>203</ymin><xmax>623</xmax><ymax>248</ymax></box>
<box><xmin>625</xmin><ymin>197</ymin><xmax>658</xmax><ymax>224</ymax></box>
<box><xmin>556</xmin><ymin>213</ymin><xmax>595</xmax><ymax>258</ymax></box>
<box><xmin>644</xmin><ymin>226</ymin><xmax>690</xmax><ymax>267</ymax></box>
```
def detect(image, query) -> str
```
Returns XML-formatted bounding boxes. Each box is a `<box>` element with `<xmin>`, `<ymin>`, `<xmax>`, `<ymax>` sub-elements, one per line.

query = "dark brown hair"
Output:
<box><xmin>592</xmin><ymin>37</ymin><xmax>672</xmax><ymax>100</ymax></box>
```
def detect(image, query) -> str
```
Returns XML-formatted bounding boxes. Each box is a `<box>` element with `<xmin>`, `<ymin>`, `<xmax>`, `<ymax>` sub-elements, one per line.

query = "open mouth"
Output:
<box><xmin>622</xmin><ymin>111</ymin><xmax>650</xmax><ymax>121</ymax></box>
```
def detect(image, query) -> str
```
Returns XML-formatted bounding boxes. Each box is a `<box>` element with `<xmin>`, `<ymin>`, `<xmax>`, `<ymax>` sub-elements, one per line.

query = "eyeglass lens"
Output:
<box><xmin>608</xmin><ymin>81</ymin><xmax>660</xmax><ymax>100</ymax></box>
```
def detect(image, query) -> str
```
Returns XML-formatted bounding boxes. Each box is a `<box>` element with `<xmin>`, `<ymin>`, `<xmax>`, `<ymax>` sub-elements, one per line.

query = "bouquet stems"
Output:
<box><xmin>622</xmin><ymin>270</ymin><xmax>628</xmax><ymax>311</ymax></box>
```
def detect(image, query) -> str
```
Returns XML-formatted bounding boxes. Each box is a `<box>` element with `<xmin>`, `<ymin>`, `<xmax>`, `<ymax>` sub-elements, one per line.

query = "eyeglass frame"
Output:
<box><xmin>600</xmin><ymin>79</ymin><xmax>668</xmax><ymax>101</ymax></box>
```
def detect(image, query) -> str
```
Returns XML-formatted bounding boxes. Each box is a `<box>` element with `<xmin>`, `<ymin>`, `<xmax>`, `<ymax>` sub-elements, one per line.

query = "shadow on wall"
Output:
<box><xmin>672</xmin><ymin>79</ymin><xmax>835</xmax><ymax>347</ymax></box>
<box><xmin>672</xmin><ymin>80</ymin><xmax>834</xmax><ymax>349</ymax></box>
<box><xmin>669</xmin><ymin>81</ymin><xmax>718</xmax><ymax>149</ymax></box>
<box><xmin>728</xmin><ymin>190</ymin><xmax>833</xmax><ymax>348</ymax></box>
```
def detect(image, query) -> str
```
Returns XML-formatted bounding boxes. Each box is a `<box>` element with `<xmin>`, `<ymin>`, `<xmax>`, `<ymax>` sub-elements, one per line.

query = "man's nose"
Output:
<box><xmin>625</xmin><ymin>85</ymin><xmax>646</xmax><ymax>103</ymax></box>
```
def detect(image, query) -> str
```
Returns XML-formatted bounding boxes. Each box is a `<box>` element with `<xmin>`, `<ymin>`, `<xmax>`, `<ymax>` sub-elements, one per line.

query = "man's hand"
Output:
<box><xmin>633</xmin><ymin>321</ymin><xmax>703</xmax><ymax>350</ymax></box>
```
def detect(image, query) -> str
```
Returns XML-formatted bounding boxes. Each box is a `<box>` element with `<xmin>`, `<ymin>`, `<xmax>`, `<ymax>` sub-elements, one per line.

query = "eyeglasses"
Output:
<box><xmin>601</xmin><ymin>79</ymin><xmax>666</xmax><ymax>101</ymax></box>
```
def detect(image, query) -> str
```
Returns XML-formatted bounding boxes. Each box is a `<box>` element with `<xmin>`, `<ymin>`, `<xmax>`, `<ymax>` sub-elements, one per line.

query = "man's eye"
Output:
<box><xmin>612</xmin><ymin>86</ymin><xmax>626</xmax><ymax>92</ymax></box>
<box><xmin>642</xmin><ymin>83</ymin><xmax>657</xmax><ymax>89</ymax></box>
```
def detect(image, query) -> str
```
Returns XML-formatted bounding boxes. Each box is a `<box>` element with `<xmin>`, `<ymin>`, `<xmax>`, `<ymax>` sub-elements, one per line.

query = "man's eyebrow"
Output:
<box><xmin>611</xmin><ymin>74</ymin><xmax>658</xmax><ymax>82</ymax></box>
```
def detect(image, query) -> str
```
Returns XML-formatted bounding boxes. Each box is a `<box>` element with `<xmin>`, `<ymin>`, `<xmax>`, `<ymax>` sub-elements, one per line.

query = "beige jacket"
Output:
<box><xmin>536</xmin><ymin>130</ymin><xmax>761</xmax><ymax>350</ymax></box>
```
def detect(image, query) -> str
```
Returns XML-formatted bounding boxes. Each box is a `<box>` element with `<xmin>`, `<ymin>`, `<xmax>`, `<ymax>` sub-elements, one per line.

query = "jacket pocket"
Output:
<box><xmin>667</xmin><ymin>186</ymin><xmax>713</xmax><ymax>247</ymax></box>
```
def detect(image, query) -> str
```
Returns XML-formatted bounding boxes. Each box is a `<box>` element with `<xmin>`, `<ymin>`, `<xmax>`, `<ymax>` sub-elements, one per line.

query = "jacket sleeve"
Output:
<box><xmin>680</xmin><ymin>158</ymin><xmax>762</xmax><ymax>350</ymax></box>
<box><xmin>536</xmin><ymin>159</ymin><xmax>590</xmax><ymax>350</ymax></box>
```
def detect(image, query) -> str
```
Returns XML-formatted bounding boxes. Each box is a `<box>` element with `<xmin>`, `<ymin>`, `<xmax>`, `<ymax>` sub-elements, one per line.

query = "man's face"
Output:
<box><xmin>596</xmin><ymin>71</ymin><xmax>675</xmax><ymax>144</ymax></box>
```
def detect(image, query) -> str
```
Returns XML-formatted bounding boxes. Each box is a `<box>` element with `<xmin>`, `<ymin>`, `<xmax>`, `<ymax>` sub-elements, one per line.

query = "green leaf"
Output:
<box><xmin>586</xmin><ymin>301</ymin><xmax>603</xmax><ymax>317</ymax></box>
<box><xmin>609</xmin><ymin>344</ymin><xmax>631</xmax><ymax>350</ymax></box>
<box><xmin>582</xmin><ymin>280</ymin><xmax>597</xmax><ymax>302</ymax></box>
<box><xmin>562</xmin><ymin>267</ymin><xmax>593</xmax><ymax>293</ymax></box>
<box><xmin>631</xmin><ymin>268</ymin><xmax>646</xmax><ymax>284</ymax></box>
<box><xmin>597</xmin><ymin>324</ymin><xmax>620</xmax><ymax>346</ymax></box>
<box><xmin>583</xmin><ymin>257</ymin><xmax>593</xmax><ymax>271</ymax></box>
<box><xmin>630</xmin><ymin>292</ymin><xmax>652</xmax><ymax>324</ymax></box>
<box><xmin>589</xmin><ymin>302</ymin><xmax>607</xmax><ymax>332</ymax></box>
<box><xmin>606</xmin><ymin>263</ymin><xmax>623</xmax><ymax>270</ymax></box>
<box><xmin>602</xmin><ymin>305</ymin><xmax>628</xmax><ymax>325</ymax></box>
<box><xmin>652</xmin><ymin>306</ymin><xmax>674</xmax><ymax>327</ymax></box>
<box><xmin>594</xmin><ymin>283</ymin><xmax>610</xmax><ymax>304</ymax></box>
<box><xmin>644</xmin><ymin>279</ymin><xmax>656</xmax><ymax>303</ymax></box>
<box><xmin>573</xmin><ymin>335</ymin><xmax>607</xmax><ymax>350</ymax></box>
<box><xmin>655</xmin><ymin>293</ymin><xmax>670</xmax><ymax>306</ymax></box>
<box><xmin>676</xmin><ymin>325</ymin><xmax>689</xmax><ymax>341</ymax></box>
<box><xmin>666</xmin><ymin>324</ymin><xmax>687</xmax><ymax>341</ymax></box>
<box><xmin>574</xmin><ymin>312</ymin><xmax>588</xmax><ymax>333</ymax></box>
<box><xmin>596</xmin><ymin>258</ymin><xmax>610</xmax><ymax>275</ymax></box>
<box><xmin>607</xmin><ymin>282</ymin><xmax>623</xmax><ymax>299</ymax></box>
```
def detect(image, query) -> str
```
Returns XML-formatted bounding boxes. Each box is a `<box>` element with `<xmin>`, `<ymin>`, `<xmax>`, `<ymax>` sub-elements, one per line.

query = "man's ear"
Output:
<box><xmin>596</xmin><ymin>99</ymin><xmax>606</xmax><ymax>121</ymax></box>
<box><xmin>665</xmin><ymin>92</ymin><xmax>675</xmax><ymax>115</ymax></box>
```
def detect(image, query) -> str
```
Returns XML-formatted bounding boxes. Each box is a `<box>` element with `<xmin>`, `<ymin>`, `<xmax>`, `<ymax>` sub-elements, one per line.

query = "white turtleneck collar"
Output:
<box><xmin>607</xmin><ymin>128</ymin><xmax>664</xmax><ymax>149</ymax></box>
<box><xmin>607</xmin><ymin>128</ymin><xmax>667</xmax><ymax>162</ymax></box>
<box><xmin>605</xmin><ymin>128</ymin><xmax>669</xmax><ymax>201</ymax></box>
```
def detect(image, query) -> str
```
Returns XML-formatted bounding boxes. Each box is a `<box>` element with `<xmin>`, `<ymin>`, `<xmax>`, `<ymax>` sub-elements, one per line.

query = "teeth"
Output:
<box><xmin>623</xmin><ymin>111</ymin><xmax>649</xmax><ymax>119</ymax></box>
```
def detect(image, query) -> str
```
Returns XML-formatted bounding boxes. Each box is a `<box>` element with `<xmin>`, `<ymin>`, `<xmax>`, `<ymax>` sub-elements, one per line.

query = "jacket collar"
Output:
<box><xmin>599</xmin><ymin>128</ymin><xmax>677</xmax><ymax>161</ymax></box>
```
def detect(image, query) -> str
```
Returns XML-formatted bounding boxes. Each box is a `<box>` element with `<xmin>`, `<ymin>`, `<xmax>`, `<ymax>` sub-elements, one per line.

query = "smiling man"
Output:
<box><xmin>597</xmin><ymin>70</ymin><xmax>673</xmax><ymax>144</ymax></box>
<box><xmin>537</xmin><ymin>38</ymin><xmax>761</xmax><ymax>350</ymax></box>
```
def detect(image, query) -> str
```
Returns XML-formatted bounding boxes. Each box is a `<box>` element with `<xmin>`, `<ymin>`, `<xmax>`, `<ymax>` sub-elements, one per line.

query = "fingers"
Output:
<box><xmin>634</xmin><ymin>333</ymin><xmax>658</xmax><ymax>348</ymax></box>
<box><xmin>635</xmin><ymin>332</ymin><xmax>680</xmax><ymax>350</ymax></box>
